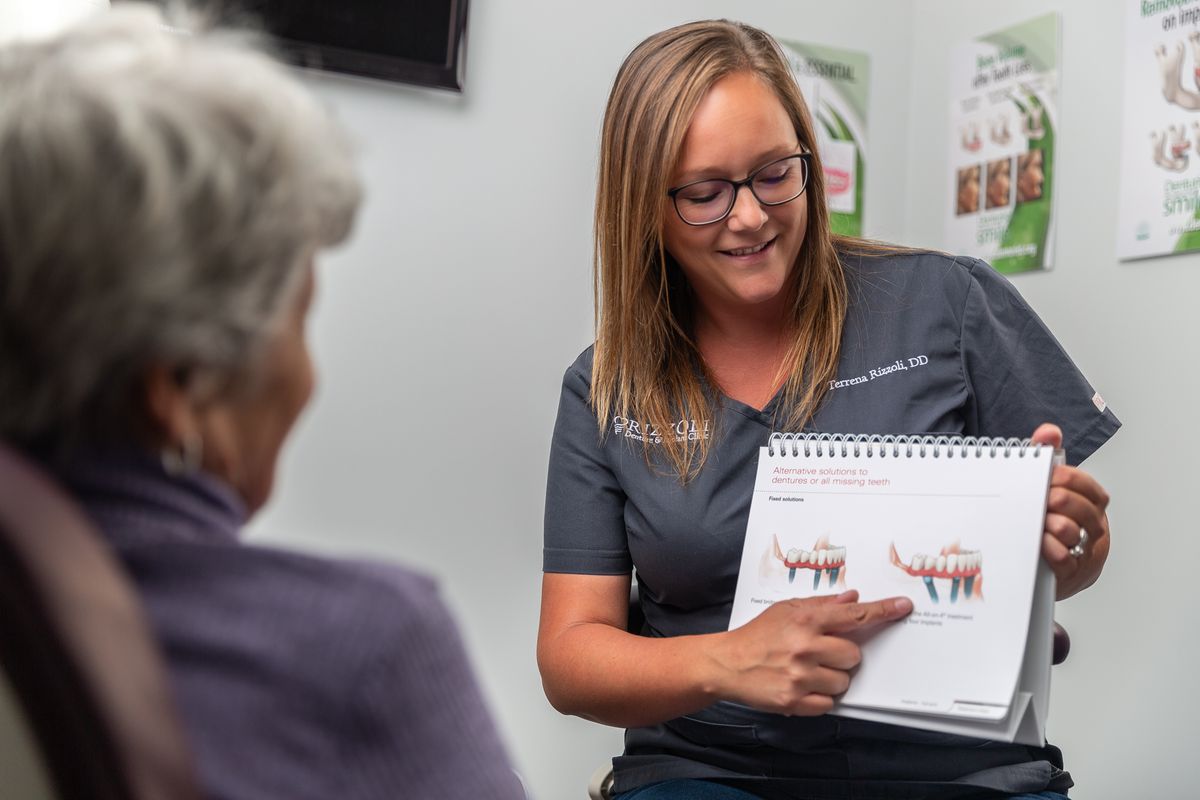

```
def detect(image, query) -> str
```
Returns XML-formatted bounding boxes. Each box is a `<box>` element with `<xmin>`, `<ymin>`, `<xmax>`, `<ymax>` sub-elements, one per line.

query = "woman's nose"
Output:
<box><xmin>726</xmin><ymin>185</ymin><xmax>768</xmax><ymax>232</ymax></box>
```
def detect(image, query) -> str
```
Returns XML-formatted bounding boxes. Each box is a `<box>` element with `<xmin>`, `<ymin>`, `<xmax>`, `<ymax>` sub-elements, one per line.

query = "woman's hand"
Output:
<box><xmin>1030</xmin><ymin>424</ymin><xmax>1112</xmax><ymax>599</ymax></box>
<box><xmin>540</xmin><ymin>575</ymin><xmax>908</xmax><ymax>727</ymax></box>
<box><xmin>707</xmin><ymin>590</ymin><xmax>912</xmax><ymax>716</ymax></box>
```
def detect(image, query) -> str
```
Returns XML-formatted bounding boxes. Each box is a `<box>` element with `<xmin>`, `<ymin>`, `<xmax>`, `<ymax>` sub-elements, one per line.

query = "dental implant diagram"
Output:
<box><xmin>772</xmin><ymin>535</ymin><xmax>847</xmax><ymax>590</ymax></box>
<box><xmin>889</xmin><ymin>543</ymin><xmax>982</xmax><ymax>604</ymax></box>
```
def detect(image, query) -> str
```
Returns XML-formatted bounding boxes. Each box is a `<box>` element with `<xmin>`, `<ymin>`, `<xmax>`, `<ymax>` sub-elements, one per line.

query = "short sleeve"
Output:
<box><xmin>959</xmin><ymin>259</ymin><xmax>1121</xmax><ymax>465</ymax></box>
<box><xmin>543</xmin><ymin>354</ymin><xmax>632</xmax><ymax>574</ymax></box>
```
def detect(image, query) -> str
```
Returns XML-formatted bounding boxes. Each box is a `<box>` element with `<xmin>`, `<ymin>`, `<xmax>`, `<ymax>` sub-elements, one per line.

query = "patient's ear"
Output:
<box><xmin>141</xmin><ymin>365</ymin><xmax>200</xmax><ymax>446</ymax></box>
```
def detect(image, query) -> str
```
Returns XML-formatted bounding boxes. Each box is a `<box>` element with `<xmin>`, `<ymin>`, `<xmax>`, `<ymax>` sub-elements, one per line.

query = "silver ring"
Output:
<box><xmin>1068</xmin><ymin>528</ymin><xmax>1089</xmax><ymax>559</ymax></box>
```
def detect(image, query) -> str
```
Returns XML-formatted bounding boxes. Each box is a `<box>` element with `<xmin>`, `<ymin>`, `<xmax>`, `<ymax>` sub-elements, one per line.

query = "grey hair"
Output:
<box><xmin>0</xmin><ymin>3</ymin><xmax>362</xmax><ymax>445</ymax></box>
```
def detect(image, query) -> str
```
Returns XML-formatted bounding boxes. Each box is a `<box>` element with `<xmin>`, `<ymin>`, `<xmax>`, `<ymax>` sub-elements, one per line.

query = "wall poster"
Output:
<box><xmin>945</xmin><ymin>13</ymin><xmax>1060</xmax><ymax>275</ymax></box>
<box><xmin>778</xmin><ymin>39</ymin><xmax>869</xmax><ymax>237</ymax></box>
<box><xmin>1117</xmin><ymin>0</ymin><xmax>1200</xmax><ymax>260</ymax></box>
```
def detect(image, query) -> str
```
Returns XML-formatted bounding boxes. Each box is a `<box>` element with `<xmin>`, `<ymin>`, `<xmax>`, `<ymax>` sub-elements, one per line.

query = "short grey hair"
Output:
<box><xmin>0</xmin><ymin>3</ymin><xmax>362</xmax><ymax>445</ymax></box>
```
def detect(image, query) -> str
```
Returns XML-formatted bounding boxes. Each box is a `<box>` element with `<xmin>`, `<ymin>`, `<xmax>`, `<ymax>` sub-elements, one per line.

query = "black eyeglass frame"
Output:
<box><xmin>666</xmin><ymin>152</ymin><xmax>813</xmax><ymax>226</ymax></box>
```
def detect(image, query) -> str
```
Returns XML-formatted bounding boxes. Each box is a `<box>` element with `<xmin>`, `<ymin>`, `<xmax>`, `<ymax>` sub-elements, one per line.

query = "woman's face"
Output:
<box><xmin>199</xmin><ymin>264</ymin><xmax>316</xmax><ymax>513</ymax></box>
<box><xmin>661</xmin><ymin>71</ymin><xmax>807</xmax><ymax>316</ymax></box>
<box><xmin>1017</xmin><ymin>152</ymin><xmax>1044</xmax><ymax>202</ymax></box>
<box><xmin>987</xmin><ymin>161</ymin><xmax>1010</xmax><ymax>208</ymax></box>
<box><xmin>958</xmin><ymin>168</ymin><xmax>979</xmax><ymax>213</ymax></box>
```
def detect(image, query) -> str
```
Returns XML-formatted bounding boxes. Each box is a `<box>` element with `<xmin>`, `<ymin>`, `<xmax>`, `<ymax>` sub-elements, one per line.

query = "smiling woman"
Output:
<box><xmin>1017</xmin><ymin>149</ymin><xmax>1045</xmax><ymax>203</ymax></box>
<box><xmin>539</xmin><ymin>18</ymin><xmax>1120</xmax><ymax>800</ymax></box>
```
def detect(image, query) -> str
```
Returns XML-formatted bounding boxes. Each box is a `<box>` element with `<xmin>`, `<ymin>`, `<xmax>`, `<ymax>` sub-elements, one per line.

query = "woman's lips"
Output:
<box><xmin>720</xmin><ymin>236</ymin><xmax>776</xmax><ymax>258</ymax></box>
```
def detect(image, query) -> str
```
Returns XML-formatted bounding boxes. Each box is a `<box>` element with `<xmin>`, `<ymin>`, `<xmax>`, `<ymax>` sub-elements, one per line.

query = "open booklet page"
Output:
<box><xmin>729</xmin><ymin>436</ymin><xmax>1056</xmax><ymax>743</ymax></box>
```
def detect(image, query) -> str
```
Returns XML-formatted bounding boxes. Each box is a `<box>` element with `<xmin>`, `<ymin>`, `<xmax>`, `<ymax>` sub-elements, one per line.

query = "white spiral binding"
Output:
<box><xmin>766</xmin><ymin>432</ymin><xmax>1046</xmax><ymax>459</ymax></box>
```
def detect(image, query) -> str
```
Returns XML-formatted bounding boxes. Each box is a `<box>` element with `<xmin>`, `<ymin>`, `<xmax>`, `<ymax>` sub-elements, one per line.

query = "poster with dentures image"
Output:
<box><xmin>1117</xmin><ymin>0</ymin><xmax>1200</xmax><ymax>259</ymax></box>
<box><xmin>776</xmin><ymin>38</ymin><xmax>869</xmax><ymax>236</ymax></box>
<box><xmin>730</xmin><ymin>434</ymin><xmax>1058</xmax><ymax>744</ymax></box>
<box><xmin>944</xmin><ymin>12</ymin><xmax>1059</xmax><ymax>274</ymax></box>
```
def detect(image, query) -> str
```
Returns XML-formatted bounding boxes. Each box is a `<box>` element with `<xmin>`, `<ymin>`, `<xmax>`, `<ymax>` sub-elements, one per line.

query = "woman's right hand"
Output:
<box><xmin>539</xmin><ymin>574</ymin><xmax>912</xmax><ymax>728</ymax></box>
<box><xmin>708</xmin><ymin>591</ymin><xmax>912</xmax><ymax>716</ymax></box>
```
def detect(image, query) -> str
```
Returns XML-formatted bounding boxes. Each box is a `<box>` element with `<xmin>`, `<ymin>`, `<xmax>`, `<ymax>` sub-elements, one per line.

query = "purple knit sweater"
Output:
<box><xmin>42</xmin><ymin>449</ymin><xmax>526</xmax><ymax>800</ymax></box>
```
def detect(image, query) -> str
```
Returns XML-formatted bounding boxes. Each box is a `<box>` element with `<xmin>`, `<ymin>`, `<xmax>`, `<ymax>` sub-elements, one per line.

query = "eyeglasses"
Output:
<box><xmin>667</xmin><ymin>153</ymin><xmax>812</xmax><ymax>226</ymax></box>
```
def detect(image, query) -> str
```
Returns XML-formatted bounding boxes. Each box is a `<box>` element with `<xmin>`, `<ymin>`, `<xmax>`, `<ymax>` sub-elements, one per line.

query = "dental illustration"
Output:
<box><xmin>989</xmin><ymin>114</ymin><xmax>1011</xmax><ymax>146</ymax></box>
<box><xmin>1156</xmin><ymin>35</ymin><xmax>1200</xmax><ymax>112</ymax></box>
<box><xmin>1151</xmin><ymin>126</ymin><xmax>1190</xmax><ymax>172</ymax></box>
<box><xmin>960</xmin><ymin>121</ymin><xmax>982</xmax><ymax>152</ymax></box>
<box><xmin>1018</xmin><ymin>98</ymin><xmax>1045</xmax><ymax>140</ymax></box>
<box><xmin>772</xmin><ymin>535</ymin><xmax>846</xmax><ymax>590</ymax></box>
<box><xmin>1144</xmin><ymin>34</ymin><xmax>1200</xmax><ymax>183</ymax></box>
<box><xmin>889</xmin><ymin>542</ymin><xmax>982</xmax><ymax>604</ymax></box>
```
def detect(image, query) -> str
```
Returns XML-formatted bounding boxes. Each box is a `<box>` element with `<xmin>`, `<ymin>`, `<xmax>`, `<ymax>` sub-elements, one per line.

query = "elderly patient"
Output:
<box><xmin>0</xmin><ymin>7</ymin><xmax>524</xmax><ymax>799</ymax></box>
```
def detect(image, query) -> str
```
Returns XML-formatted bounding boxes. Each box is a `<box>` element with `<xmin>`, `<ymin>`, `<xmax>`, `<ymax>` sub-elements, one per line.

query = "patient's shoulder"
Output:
<box><xmin>121</xmin><ymin>538</ymin><xmax>456</xmax><ymax>680</ymax></box>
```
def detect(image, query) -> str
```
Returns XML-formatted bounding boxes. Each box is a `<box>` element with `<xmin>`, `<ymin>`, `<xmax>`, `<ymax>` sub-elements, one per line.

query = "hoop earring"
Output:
<box><xmin>161</xmin><ymin>434</ymin><xmax>203</xmax><ymax>477</ymax></box>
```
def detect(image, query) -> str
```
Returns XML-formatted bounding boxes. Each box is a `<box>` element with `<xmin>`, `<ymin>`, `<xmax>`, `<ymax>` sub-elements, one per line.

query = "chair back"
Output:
<box><xmin>0</xmin><ymin>443</ymin><xmax>202</xmax><ymax>800</ymax></box>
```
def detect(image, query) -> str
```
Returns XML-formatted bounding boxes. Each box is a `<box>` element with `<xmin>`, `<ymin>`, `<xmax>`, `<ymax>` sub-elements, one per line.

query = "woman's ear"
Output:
<box><xmin>141</xmin><ymin>364</ymin><xmax>200</xmax><ymax>446</ymax></box>
<box><xmin>142</xmin><ymin>365</ymin><xmax>240</xmax><ymax>483</ymax></box>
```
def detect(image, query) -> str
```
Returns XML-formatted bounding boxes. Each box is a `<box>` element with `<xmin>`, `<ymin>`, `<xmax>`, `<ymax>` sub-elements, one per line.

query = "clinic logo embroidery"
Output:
<box><xmin>611</xmin><ymin>416</ymin><xmax>711</xmax><ymax>444</ymax></box>
<box><xmin>828</xmin><ymin>354</ymin><xmax>930</xmax><ymax>391</ymax></box>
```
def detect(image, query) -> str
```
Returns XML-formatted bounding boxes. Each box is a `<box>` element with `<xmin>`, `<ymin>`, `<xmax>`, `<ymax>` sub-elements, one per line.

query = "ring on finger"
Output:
<box><xmin>1068</xmin><ymin>528</ymin><xmax>1089</xmax><ymax>559</ymax></box>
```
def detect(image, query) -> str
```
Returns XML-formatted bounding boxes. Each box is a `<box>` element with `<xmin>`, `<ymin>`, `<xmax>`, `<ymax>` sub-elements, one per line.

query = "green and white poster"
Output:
<box><xmin>1117</xmin><ymin>0</ymin><xmax>1200</xmax><ymax>260</ymax></box>
<box><xmin>945</xmin><ymin>13</ymin><xmax>1059</xmax><ymax>274</ymax></box>
<box><xmin>778</xmin><ymin>39</ymin><xmax>869</xmax><ymax>237</ymax></box>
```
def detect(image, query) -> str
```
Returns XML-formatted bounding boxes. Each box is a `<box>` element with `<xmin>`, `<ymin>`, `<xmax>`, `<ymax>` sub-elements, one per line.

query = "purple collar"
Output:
<box><xmin>34</xmin><ymin>447</ymin><xmax>246</xmax><ymax>549</ymax></box>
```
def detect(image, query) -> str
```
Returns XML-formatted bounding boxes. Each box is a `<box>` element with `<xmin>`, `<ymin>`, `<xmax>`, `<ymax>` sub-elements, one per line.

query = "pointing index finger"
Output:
<box><xmin>820</xmin><ymin>596</ymin><xmax>913</xmax><ymax>634</ymax></box>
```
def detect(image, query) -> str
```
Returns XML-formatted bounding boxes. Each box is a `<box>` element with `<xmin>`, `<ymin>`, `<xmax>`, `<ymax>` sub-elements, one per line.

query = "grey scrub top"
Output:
<box><xmin>543</xmin><ymin>250</ymin><xmax>1121</xmax><ymax>798</ymax></box>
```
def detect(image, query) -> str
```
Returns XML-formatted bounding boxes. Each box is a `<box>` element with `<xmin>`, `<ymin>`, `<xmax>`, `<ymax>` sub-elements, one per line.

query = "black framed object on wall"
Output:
<box><xmin>139</xmin><ymin>0</ymin><xmax>470</xmax><ymax>92</ymax></box>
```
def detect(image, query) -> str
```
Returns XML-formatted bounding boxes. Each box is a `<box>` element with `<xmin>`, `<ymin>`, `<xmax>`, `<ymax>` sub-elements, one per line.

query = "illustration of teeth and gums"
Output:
<box><xmin>888</xmin><ymin>543</ymin><xmax>982</xmax><ymax>604</ymax></box>
<box><xmin>779</xmin><ymin>539</ymin><xmax>847</xmax><ymax>588</ymax></box>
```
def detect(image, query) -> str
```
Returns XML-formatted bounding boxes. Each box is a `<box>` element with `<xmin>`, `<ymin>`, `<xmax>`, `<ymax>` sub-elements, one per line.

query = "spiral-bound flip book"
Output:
<box><xmin>729</xmin><ymin>433</ymin><xmax>1059</xmax><ymax>745</ymax></box>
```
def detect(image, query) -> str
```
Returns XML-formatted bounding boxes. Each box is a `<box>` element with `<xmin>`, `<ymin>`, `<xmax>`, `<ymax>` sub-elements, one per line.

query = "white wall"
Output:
<box><xmin>0</xmin><ymin>0</ymin><xmax>107</xmax><ymax>46</ymax></box>
<box><xmin>905</xmin><ymin>3</ymin><xmax>1197</xmax><ymax>797</ymax></box>
<box><xmin>247</xmin><ymin>2</ymin><xmax>916</xmax><ymax>797</ymax></box>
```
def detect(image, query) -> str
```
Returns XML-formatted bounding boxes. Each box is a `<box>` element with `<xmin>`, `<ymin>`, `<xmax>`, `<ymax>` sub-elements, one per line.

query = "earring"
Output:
<box><xmin>161</xmin><ymin>434</ymin><xmax>203</xmax><ymax>477</ymax></box>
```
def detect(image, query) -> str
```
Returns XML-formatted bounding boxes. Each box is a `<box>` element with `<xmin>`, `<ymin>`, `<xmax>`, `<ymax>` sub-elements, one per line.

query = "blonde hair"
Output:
<box><xmin>593</xmin><ymin>19</ymin><xmax>882</xmax><ymax>480</ymax></box>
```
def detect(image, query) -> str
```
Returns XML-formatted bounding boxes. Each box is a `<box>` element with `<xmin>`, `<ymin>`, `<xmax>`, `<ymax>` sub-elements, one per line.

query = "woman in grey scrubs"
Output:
<box><xmin>540</xmin><ymin>19</ymin><xmax>1119</xmax><ymax>800</ymax></box>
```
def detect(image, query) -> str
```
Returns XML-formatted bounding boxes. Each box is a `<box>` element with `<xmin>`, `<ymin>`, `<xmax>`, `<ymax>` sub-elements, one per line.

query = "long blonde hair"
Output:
<box><xmin>593</xmin><ymin>19</ymin><xmax>879</xmax><ymax>480</ymax></box>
